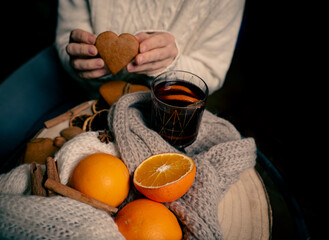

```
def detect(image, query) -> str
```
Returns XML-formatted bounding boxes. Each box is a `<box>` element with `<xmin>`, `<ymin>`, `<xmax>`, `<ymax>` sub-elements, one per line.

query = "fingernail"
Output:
<box><xmin>89</xmin><ymin>47</ymin><xmax>97</xmax><ymax>55</ymax></box>
<box><xmin>127</xmin><ymin>63</ymin><xmax>134</xmax><ymax>72</ymax></box>
<box><xmin>88</xmin><ymin>35</ymin><xmax>96</xmax><ymax>44</ymax></box>
<box><xmin>96</xmin><ymin>59</ymin><xmax>103</xmax><ymax>67</ymax></box>
<box><xmin>99</xmin><ymin>68</ymin><xmax>107</xmax><ymax>75</ymax></box>
<box><xmin>134</xmin><ymin>35</ymin><xmax>141</xmax><ymax>42</ymax></box>
<box><xmin>127</xmin><ymin>63</ymin><xmax>131</xmax><ymax>72</ymax></box>
<box><xmin>140</xmin><ymin>45</ymin><xmax>146</xmax><ymax>53</ymax></box>
<box><xmin>137</xmin><ymin>55</ymin><xmax>143</xmax><ymax>65</ymax></box>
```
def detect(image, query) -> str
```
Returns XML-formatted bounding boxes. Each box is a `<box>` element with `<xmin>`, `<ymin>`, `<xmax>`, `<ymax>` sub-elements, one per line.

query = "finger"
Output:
<box><xmin>139</xmin><ymin>33</ymin><xmax>174</xmax><ymax>53</ymax></box>
<box><xmin>76</xmin><ymin>68</ymin><xmax>108</xmax><ymax>80</ymax></box>
<box><xmin>135</xmin><ymin>47</ymin><xmax>175</xmax><ymax>65</ymax></box>
<box><xmin>66</xmin><ymin>43</ymin><xmax>98</xmax><ymax>57</ymax></box>
<box><xmin>134</xmin><ymin>32</ymin><xmax>152</xmax><ymax>43</ymax></box>
<box><xmin>70</xmin><ymin>29</ymin><xmax>96</xmax><ymax>44</ymax></box>
<box><xmin>71</xmin><ymin>58</ymin><xmax>104</xmax><ymax>71</ymax></box>
<box><xmin>127</xmin><ymin>58</ymin><xmax>171</xmax><ymax>74</ymax></box>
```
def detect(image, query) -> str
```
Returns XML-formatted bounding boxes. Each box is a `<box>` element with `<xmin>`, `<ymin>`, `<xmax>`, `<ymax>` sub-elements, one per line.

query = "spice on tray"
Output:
<box><xmin>30</xmin><ymin>162</ymin><xmax>47</xmax><ymax>196</ymax></box>
<box><xmin>98</xmin><ymin>129</ymin><xmax>114</xmax><ymax>144</ymax></box>
<box><xmin>30</xmin><ymin>157</ymin><xmax>60</xmax><ymax>197</ymax></box>
<box><xmin>44</xmin><ymin>102</ymin><xmax>91</xmax><ymax>128</ymax></box>
<box><xmin>44</xmin><ymin>178</ymin><xmax>118</xmax><ymax>214</ymax></box>
<box><xmin>45</xmin><ymin>157</ymin><xmax>60</xmax><ymax>196</ymax></box>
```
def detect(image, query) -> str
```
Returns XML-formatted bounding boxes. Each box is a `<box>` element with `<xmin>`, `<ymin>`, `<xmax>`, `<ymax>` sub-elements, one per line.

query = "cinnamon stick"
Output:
<box><xmin>45</xmin><ymin>157</ymin><xmax>60</xmax><ymax>196</ymax></box>
<box><xmin>44</xmin><ymin>102</ymin><xmax>91</xmax><ymax>128</ymax></box>
<box><xmin>44</xmin><ymin>179</ymin><xmax>118</xmax><ymax>214</ymax></box>
<box><xmin>30</xmin><ymin>162</ymin><xmax>47</xmax><ymax>196</ymax></box>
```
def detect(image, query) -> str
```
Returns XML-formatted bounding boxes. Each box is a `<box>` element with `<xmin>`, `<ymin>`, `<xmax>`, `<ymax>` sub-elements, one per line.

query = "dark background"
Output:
<box><xmin>1</xmin><ymin>0</ymin><xmax>321</xmax><ymax>239</ymax></box>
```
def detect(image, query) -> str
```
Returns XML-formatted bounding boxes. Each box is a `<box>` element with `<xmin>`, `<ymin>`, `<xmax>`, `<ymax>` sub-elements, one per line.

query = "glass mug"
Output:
<box><xmin>151</xmin><ymin>70</ymin><xmax>209</xmax><ymax>149</ymax></box>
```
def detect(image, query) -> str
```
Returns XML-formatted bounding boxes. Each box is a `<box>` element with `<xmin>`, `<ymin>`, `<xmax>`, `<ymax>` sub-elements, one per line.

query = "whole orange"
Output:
<box><xmin>133</xmin><ymin>153</ymin><xmax>196</xmax><ymax>202</ymax></box>
<box><xmin>115</xmin><ymin>199</ymin><xmax>182</xmax><ymax>240</ymax></box>
<box><xmin>69</xmin><ymin>153</ymin><xmax>129</xmax><ymax>207</ymax></box>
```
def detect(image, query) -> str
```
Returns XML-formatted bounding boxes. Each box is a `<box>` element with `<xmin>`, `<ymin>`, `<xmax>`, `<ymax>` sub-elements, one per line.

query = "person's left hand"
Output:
<box><xmin>127</xmin><ymin>32</ymin><xmax>178</xmax><ymax>75</ymax></box>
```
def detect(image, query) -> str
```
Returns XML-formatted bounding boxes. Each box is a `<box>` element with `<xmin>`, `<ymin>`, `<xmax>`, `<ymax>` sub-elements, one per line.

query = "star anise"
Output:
<box><xmin>97</xmin><ymin>129</ymin><xmax>114</xmax><ymax>144</ymax></box>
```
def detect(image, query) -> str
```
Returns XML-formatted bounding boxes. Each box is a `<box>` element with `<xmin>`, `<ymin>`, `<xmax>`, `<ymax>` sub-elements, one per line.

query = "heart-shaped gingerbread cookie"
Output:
<box><xmin>95</xmin><ymin>31</ymin><xmax>139</xmax><ymax>75</ymax></box>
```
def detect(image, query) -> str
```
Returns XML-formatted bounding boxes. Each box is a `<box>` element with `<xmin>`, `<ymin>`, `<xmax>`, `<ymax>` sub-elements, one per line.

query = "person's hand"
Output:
<box><xmin>127</xmin><ymin>32</ymin><xmax>178</xmax><ymax>75</ymax></box>
<box><xmin>66</xmin><ymin>29</ymin><xmax>109</xmax><ymax>79</ymax></box>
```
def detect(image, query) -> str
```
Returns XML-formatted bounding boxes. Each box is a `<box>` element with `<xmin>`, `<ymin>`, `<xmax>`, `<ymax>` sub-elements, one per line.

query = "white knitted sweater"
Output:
<box><xmin>0</xmin><ymin>92</ymin><xmax>256</xmax><ymax>239</ymax></box>
<box><xmin>56</xmin><ymin>0</ymin><xmax>245</xmax><ymax>96</ymax></box>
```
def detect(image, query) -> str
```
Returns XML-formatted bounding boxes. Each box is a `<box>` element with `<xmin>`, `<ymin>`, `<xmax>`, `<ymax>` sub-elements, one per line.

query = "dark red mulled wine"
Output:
<box><xmin>153</xmin><ymin>80</ymin><xmax>206</xmax><ymax>107</ymax></box>
<box><xmin>151</xmin><ymin>73</ymin><xmax>208</xmax><ymax>149</ymax></box>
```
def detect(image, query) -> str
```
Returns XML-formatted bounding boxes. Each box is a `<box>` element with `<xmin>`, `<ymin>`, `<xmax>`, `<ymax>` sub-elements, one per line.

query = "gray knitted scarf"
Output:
<box><xmin>108</xmin><ymin>91</ymin><xmax>256</xmax><ymax>239</ymax></box>
<box><xmin>0</xmin><ymin>91</ymin><xmax>256</xmax><ymax>240</ymax></box>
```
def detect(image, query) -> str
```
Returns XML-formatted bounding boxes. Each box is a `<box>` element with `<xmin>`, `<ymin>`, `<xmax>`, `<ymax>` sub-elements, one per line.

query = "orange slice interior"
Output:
<box><xmin>133</xmin><ymin>153</ymin><xmax>196</xmax><ymax>202</ymax></box>
<box><xmin>160</xmin><ymin>94</ymin><xmax>199</xmax><ymax>103</ymax></box>
<box><xmin>158</xmin><ymin>85</ymin><xmax>198</xmax><ymax>98</ymax></box>
<box><xmin>69</xmin><ymin>113</ymin><xmax>92</xmax><ymax>129</ymax></box>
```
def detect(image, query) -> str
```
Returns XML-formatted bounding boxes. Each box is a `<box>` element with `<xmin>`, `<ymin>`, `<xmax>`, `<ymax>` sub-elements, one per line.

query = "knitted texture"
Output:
<box><xmin>108</xmin><ymin>91</ymin><xmax>256</xmax><ymax>239</ymax></box>
<box><xmin>0</xmin><ymin>91</ymin><xmax>256</xmax><ymax>239</ymax></box>
<box><xmin>0</xmin><ymin>194</ymin><xmax>124</xmax><ymax>240</ymax></box>
<box><xmin>56</xmin><ymin>0</ymin><xmax>245</xmax><ymax>95</ymax></box>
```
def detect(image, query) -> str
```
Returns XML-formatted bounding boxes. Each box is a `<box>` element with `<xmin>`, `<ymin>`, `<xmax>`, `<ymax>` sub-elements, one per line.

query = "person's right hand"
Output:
<box><xmin>66</xmin><ymin>29</ymin><xmax>109</xmax><ymax>79</ymax></box>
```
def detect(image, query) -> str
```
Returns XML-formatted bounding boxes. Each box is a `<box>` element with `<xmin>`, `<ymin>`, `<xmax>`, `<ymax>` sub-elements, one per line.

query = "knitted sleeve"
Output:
<box><xmin>171</xmin><ymin>0</ymin><xmax>245</xmax><ymax>94</ymax></box>
<box><xmin>54</xmin><ymin>0</ymin><xmax>245</xmax><ymax>95</ymax></box>
<box><xmin>55</xmin><ymin>0</ymin><xmax>94</xmax><ymax>88</ymax></box>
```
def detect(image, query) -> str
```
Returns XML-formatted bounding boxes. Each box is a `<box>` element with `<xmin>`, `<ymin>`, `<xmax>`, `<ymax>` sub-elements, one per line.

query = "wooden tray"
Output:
<box><xmin>38</xmin><ymin>101</ymin><xmax>272</xmax><ymax>240</ymax></box>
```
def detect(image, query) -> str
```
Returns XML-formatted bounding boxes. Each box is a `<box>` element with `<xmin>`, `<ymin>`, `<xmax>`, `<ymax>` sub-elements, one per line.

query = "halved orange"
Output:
<box><xmin>92</xmin><ymin>97</ymin><xmax>110</xmax><ymax>114</ymax></box>
<box><xmin>133</xmin><ymin>153</ymin><xmax>196</xmax><ymax>202</ymax></box>
<box><xmin>158</xmin><ymin>84</ymin><xmax>197</xmax><ymax>98</ymax></box>
<box><xmin>161</xmin><ymin>94</ymin><xmax>199</xmax><ymax>103</ymax></box>
<box><xmin>88</xmin><ymin>109</ymin><xmax>109</xmax><ymax>131</ymax></box>
<box><xmin>82</xmin><ymin>116</ymin><xmax>92</xmax><ymax>131</ymax></box>
<box><xmin>69</xmin><ymin>113</ymin><xmax>92</xmax><ymax>129</ymax></box>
